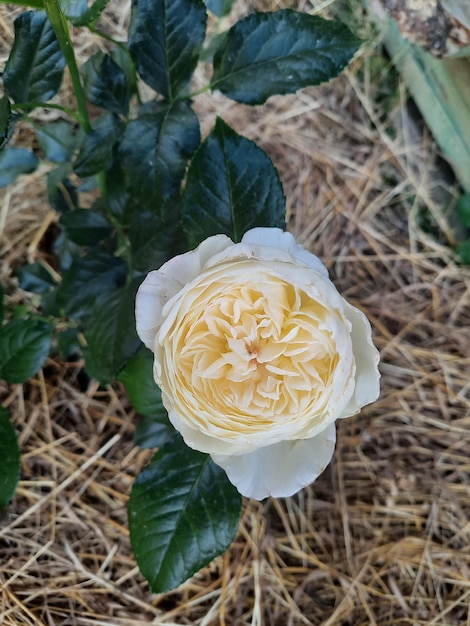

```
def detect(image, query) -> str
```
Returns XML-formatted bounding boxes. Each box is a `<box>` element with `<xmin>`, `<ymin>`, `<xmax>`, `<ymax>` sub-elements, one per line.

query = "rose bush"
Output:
<box><xmin>135</xmin><ymin>228</ymin><xmax>380</xmax><ymax>500</ymax></box>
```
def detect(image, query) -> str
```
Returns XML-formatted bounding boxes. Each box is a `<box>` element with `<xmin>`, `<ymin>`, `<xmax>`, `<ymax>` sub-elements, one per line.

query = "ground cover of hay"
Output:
<box><xmin>1</xmin><ymin>1</ymin><xmax>470</xmax><ymax>624</ymax></box>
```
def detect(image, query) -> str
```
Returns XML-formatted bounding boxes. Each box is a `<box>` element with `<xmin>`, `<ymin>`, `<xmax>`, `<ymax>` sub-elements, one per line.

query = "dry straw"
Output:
<box><xmin>1</xmin><ymin>0</ymin><xmax>469</xmax><ymax>624</ymax></box>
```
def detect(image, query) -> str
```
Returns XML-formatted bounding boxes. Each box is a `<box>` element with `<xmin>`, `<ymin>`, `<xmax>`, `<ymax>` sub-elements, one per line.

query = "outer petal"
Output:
<box><xmin>340</xmin><ymin>302</ymin><xmax>381</xmax><ymax>417</ymax></box>
<box><xmin>241</xmin><ymin>227</ymin><xmax>330</xmax><ymax>278</ymax></box>
<box><xmin>212</xmin><ymin>423</ymin><xmax>336</xmax><ymax>500</ymax></box>
<box><xmin>135</xmin><ymin>234</ymin><xmax>233</xmax><ymax>350</ymax></box>
<box><xmin>136</xmin><ymin>271</ymin><xmax>182</xmax><ymax>350</ymax></box>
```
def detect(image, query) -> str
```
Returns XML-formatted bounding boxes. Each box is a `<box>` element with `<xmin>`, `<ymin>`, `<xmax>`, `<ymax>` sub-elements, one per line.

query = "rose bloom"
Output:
<box><xmin>135</xmin><ymin>228</ymin><xmax>380</xmax><ymax>500</ymax></box>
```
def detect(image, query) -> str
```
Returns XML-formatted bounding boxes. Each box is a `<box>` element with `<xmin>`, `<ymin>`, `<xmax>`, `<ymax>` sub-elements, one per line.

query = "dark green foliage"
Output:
<box><xmin>0</xmin><ymin>406</ymin><xmax>21</xmax><ymax>511</ymax></box>
<box><xmin>0</xmin><ymin>147</ymin><xmax>39</xmax><ymax>187</ymax></box>
<box><xmin>68</xmin><ymin>0</ymin><xmax>111</xmax><ymax>26</ymax></box>
<box><xmin>457</xmin><ymin>194</ymin><xmax>470</xmax><ymax>227</ymax></box>
<box><xmin>128</xmin><ymin>436</ymin><xmax>242</xmax><ymax>593</ymax></box>
<box><xmin>205</xmin><ymin>0</ymin><xmax>236</xmax><ymax>17</ymax></box>
<box><xmin>212</xmin><ymin>10</ymin><xmax>361</xmax><ymax>104</ymax></box>
<box><xmin>37</xmin><ymin>121</ymin><xmax>77</xmax><ymax>163</ymax></box>
<box><xmin>47</xmin><ymin>165</ymin><xmax>79</xmax><ymax>213</ymax></box>
<box><xmin>128</xmin><ymin>0</ymin><xmax>206</xmax><ymax>99</ymax></box>
<box><xmin>17</xmin><ymin>262</ymin><xmax>57</xmax><ymax>294</ymax></box>
<box><xmin>118</xmin><ymin>347</ymin><xmax>175</xmax><ymax>448</ymax></box>
<box><xmin>128</xmin><ymin>209</ymin><xmax>185</xmax><ymax>273</ymax></box>
<box><xmin>0</xmin><ymin>96</ymin><xmax>12</xmax><ymax>151</ymax></box>
<box><xmin>182</xmin><ymin>117</ymin><xmax>285</xmax><ymax>246</ymax></box>
<box><xmin>53</xmin><ymin>250</ymin><xmax>126</xmax><ymax>321</ymax></box>
<box><xmin>0</xmin><ymin>320</ymin><xmax>52</xmax><ymax>383</ymax></box>
<box><xmin>118</xmin><ymin>347</ymin><xmax>168</xmax><ymax>418</ymax></box>
<box><xmin>120</xmin><ymin>101</ymin><xmax>200</xmax><ymax>210</ymax></box>
<box><xmin>59</xmin><ymin>209</ymin><xmax>112</xmax><ymax>246</ymax></box>
<box><xmin>83</xmin><ymin>279</ymin><xmax>142</xmax><ymax>382</ymax></box>
<box><xmin>3</xmin><ymin>11</ymin><xmax>65</xmax><ymax>104</ymax></box>
<box><xmin>81</xmin><ymin>51</ymin><xmax>131</xmax><ymax>115</ymax></box>
<box><xmin>74</xmin><ymin>113</ymin><xmax>124</xmax><ymax>178</ymax></box>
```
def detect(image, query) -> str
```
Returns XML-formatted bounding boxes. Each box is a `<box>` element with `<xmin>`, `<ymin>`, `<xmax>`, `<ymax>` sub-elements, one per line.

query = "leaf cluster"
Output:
<box><xmin>456</xmin><ymin>193</ymin><xmax>470</xmax><ymax>263</ymax></box>
<box><xmin>0</xmin><ymin>0</ymin><xmax>362</xmax><ymax>592</ymax></box>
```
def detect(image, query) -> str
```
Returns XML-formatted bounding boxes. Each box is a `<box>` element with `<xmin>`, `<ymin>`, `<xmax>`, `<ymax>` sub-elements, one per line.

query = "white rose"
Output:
<box><xmin>135</xmin><ymin>228</ymin><xmax>380</xmax><ymax>500</ymax></box>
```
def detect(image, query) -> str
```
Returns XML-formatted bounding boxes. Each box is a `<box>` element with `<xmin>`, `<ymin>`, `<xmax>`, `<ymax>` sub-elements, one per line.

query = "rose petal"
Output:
<box><xmin>340</xmin><ymin>301</ymin><xmax>381</xmax><ymax>416</ymax></box>
<box><xmin>212</xmin><ymin>423</ymin><xmax>336</xmax><ymax>499</ymax></box>
<box><xmin>241</xmin><ymin>227</ymin><xmax>330</xmax><ymax>278</ymax></box>
<box><xmin>135</xmin><ymin>271</ymin><xmax>180</xmax><ymax>350</ymax></box>
<box><xmin>135</xmin><ymin>234</ymin><xmax>233</xmax><ymax>350</ymax></box>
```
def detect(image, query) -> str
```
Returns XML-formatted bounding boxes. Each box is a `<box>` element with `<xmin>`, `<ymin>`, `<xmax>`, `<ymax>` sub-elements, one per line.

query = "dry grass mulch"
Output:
<box><xmin>1</xmin><ymin>0</ymin><xmax>470</xmax><ymax>624</ymax></box>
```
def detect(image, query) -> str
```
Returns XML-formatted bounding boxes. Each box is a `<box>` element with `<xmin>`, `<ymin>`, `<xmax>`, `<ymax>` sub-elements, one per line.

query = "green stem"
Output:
<box><xmin>43</xmin><ymin>0</ymin><xmax>92</xmax><ymax>132</ymax></box>
<box><xmin>96</xmin><ymin>171</ymin><xmax>132</xmax><ymax>272</ymax></box>
<box><xmin>181</xmin><ymin>84</ymin><xmax>212</xmax><ymax>100</ymax></box>
<box><xmin>87</xmin><ymin>24</ymin><xmax>126</xmax><ymax>48</ymax></box>
<box><xmin>12</xmin><ymin>101</ymin><xmax>82</xmax><ymax>122</ymax></box>
<box><xmin>0</xmin><ymin>0</ymin><xmax>44</xmax><ymax>8</ymax></box>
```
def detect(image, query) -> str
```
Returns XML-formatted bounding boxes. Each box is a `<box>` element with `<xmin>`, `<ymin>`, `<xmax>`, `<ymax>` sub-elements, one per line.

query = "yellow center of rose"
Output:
<box><xmin>164</xmin><ymin>274</ymin><xmax>340</xmax><ymax>431</ymax></box>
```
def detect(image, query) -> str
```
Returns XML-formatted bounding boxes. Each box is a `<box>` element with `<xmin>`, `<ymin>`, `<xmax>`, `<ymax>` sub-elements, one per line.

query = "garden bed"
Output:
<box><xmin>1</xmin><ymin>0</ymin><xmax>469</xmax><ymax>624</ymax></box>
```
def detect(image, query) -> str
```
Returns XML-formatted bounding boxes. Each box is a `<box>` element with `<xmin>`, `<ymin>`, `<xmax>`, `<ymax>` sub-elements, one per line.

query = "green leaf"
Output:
<box><xmin>200</xmin><ymin>30</ymin><xmax>229</xmax><ymax>64</ymax></box>
<box><xmin>55</xmin><ymin>250</ymin><xmax>126</xmax><ymax>321</ymax></box>
<box><xmin>134</xmin><ymin>416</ymin><xmax>175</xmax><ymax>449</ymax></box>
<box><xmin>457</xmin><ymin>193</ymin><xmax>470</xmax><ymax>228</ymax></box>
<box><xmin>129</xmin><ymin>209</ymin><xmax>185</xmax><ymax>273</ymax></box>
<box><xmin>3</xmin><ymin>11</ymin><xmax>66</xmax><ymax>104</ymax></box>
<box><xmin>111</xmin><ymin>45</ymin><xmax>138</xmax><ymax>97</ymax></box>
<box><xmin>119</xmin><ymin>345</ymin><xmax>176</xmax><ymax>448</ymax></box>
<box><xmin>83</xmin><ymin>279</ymin><xmax>141</xmax><ymax>382</ymax></box>
<box><xmin>0</xmin><ymin>96</ymin><xmax>12</xmax><ymax>151</ymax></box>
<box><xmin>74</xmin><ymin>113</ymin><xmax>123</xmax><ymax>178</ymax></box>
<box><xmin>120</xmin><ymin>101</ymin><xmax>200</xmax><ymax>209</ymax></box>
<box><xmin>81</xmin><ymin>51</ymin><xmax>130</xmax><ymax>115</ymax></box>
<box><xmin>118</xmin><ymin>346</ymin><xmax>168</xmax><ymax>418</ymax></box>
<box><xmin>0</xmin><ymin>284</ymin><xmax>4</xmax><ymax>321</ymax></box>
<box><xmin>128</xmin><ymin>0</ymin><xmax>207</xmax><ymax>99</ymax></box>
<box><xmin>17</xmin><ymin>262</ymin><xmax>56</xmax><ymax>294</ymax></box>
<box><xmin>0</xmin><ymin>320</ymin><xmax>52</xmax><ymax>383</ymax></box>
<box><xmin>56</xmin><ymin>327</ymin><xmax>80</xmax><ymax>359</ymax></box>
<box><xmin>52</xmin><ymin>230</ymin><xmax>80</xmax><ymax>272</ymax></box>
<box><xmin>205</xmin><ymin>0</ymin><xmax>236</xmax><ymax>17</ymax></box>
<box><xmin>37</xmin><ymin>121</ymin><xmax>77</xmax><ymax>163</ymax></box>
<box><xmin>59</xmin><ymin>209</ymin><xmax>112</xmax><ymax>246</ymax></box>
<box><xmin>59</xmin><ymin>0</ymin><xmax>87</xmax><ymax>18</ymax></box>
<box><xmin>68</xmin><ymin>0</ymin><xmax>110</xmax><ymax>25</ymax></box>
<box><xmin>128</xmin><ymin>435</ymin><xmax>242</xmax><ymax>593</ymax></box>
<box><xmin>104</xmin><ymin>148</ymin><xmax>129</xmax><ymax>220</ymax></box>
<box><xmin>457</xmin><ymin>240</ymin><xmax>470</xmax><ymax>264</ymax></box>
<box><xmin>0</xmin><ymin>405</ymin><xmax>21</xmax><ymax>511</ymax></box>
<box><xmin>2</xmin><ymin>0</ymin><xmax>44</xmax><ymax>8</ymax></box>
<box><xmin>0</xmin><ymin>147</ymin><xmax>39</xmax><ymax>187</ymax></box>
<box><xmin>211</xmin><ymin>10</ymin><xmax>361</xmax><ymax>105</ymax></box>
<box><xmin>47</xmin><ymin>165</ymin><xmax>79</xmax><ymax>213</ymax></box>
<box><xmin>182</xmin><ymin>117</ymin><xmax>285</xmax><ymax>246</ymax></box>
